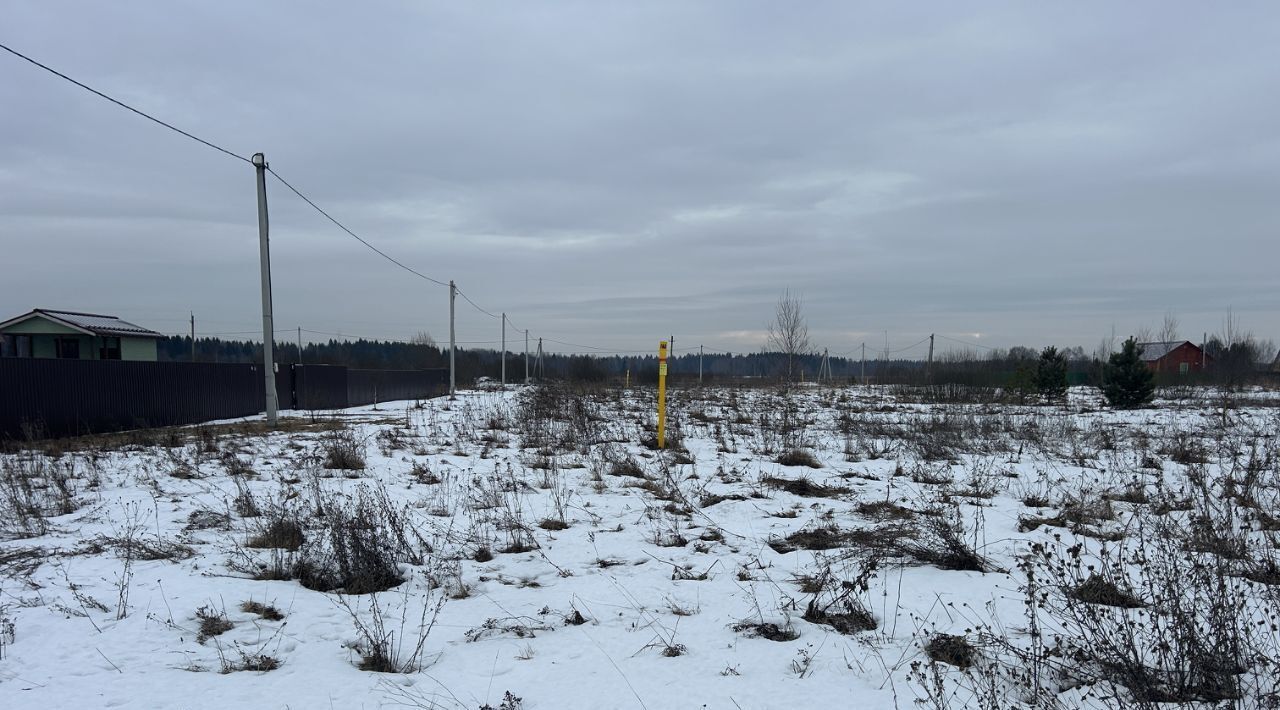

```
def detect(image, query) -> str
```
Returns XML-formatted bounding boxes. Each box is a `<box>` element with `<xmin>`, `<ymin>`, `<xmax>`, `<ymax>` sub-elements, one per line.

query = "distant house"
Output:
<box><xmin>1137</xmin><ymin>340</ymin><xmax>1211</xmax><ymax>375</ymax></box>
<box><xmin>0</xmin><ymin>309</ymin><xmax>164</xmax><ymax>361</ymax></box>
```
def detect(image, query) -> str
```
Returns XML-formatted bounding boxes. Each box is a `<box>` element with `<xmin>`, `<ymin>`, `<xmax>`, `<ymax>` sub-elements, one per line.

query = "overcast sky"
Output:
<box><xmin>2</xmin><ymin>2</ymin><xmax>1277</xmax><ymax>358</ymax></box>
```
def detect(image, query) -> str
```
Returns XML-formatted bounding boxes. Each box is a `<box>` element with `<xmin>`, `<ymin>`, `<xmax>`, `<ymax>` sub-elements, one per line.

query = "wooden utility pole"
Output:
<box><xmin>189</xmin><ymin>312</ymin><xmax>195</xmax><ymax>362</ymax></box>
<box><xmin>698</xmin><ymin>344</ymin><xmax>703</xmax><ymax>385</ymax></box>
<box><xmin>927</xmin><ymin>334</ymin><xmax>935</xmax><ymax>376</ymax></box>
<box><xmin>500</xmin><ymin>313</ymin><xmax>506</xmax><ymax>386</ymax></box>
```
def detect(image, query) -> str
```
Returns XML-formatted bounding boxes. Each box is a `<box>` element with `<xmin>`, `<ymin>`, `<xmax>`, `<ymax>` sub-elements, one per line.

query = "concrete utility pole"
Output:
<box><xmin>524</xmin><ymin>329</ymin><xmax>530</xmax><ymax>384</ymax></box>
<box><xmin>297</xmin><ymin>327</ymin><xmax>303</xmax><ymax>364</ymax></box>
<box><xmin>536</xmin><ymin>337</ymin><xmax>544</xmax><ymax>379</ymax></box>
<box><xmin>500</xmin><ymin>313</ymin><xmax>506</xmax><ymax>386</ymax></box>
<box><xmin>668</xmin><ymin>335</ymin><xmax>675</xmax><ymax>379</ymax></box>
<box><xmin>927</xmin><ymin>334</ymin><xmax>935</xmax><ymax>376</ymax></box>
<box><xmin>189</xmin><ymin>312</ymin><xmax>195</xmax><ymax>362</ymax></box>
<box><xmin>861</xmin><ymin>342</ymin><xmax>866</xmax><ymax>383</ymax></box>
<box><xmin>252</xmin><ymin>153</ymin><xmax>278</xmax><ymax>427</ymax></box>
<box><xmin>448</xmin><ymin>280</ymin><xmax>456</xmax><ymax>397</ymax></box>
<box><xmin>698</xmin><ymin>344</ymin><xmax>704</xmax><ymax>385</ymax></box>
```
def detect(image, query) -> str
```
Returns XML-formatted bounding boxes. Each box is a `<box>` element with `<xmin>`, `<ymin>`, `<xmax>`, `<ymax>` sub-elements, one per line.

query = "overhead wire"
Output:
<box><xmin>265</xmin><ymin>168</ymin><xmax>450</xmax><ymax>287</ymax></box>
<box><xmin>935</xmin><ymin>333</ymin><xmax>998</xmax><ymax>350</ymax></box>
<box><xmin>887</xmin><ymin>336</ymin><xmax>932</xmax><ymax>354</ymax></box>
<box><xmin>454</xmin><ymin>287</ymin><xmax>500</xmax><ymax>319</ymax></box>
<box><xmin>0</xmin><ymin>42</ymin><xmax>613</xmax><ymax>356</ymax></box>
<box><xmin>0</xmin><ymin>41</ymin><xmax>251</xmax><ymax>164</ymax></box>
<box><xmin>165</xmin><ymin>329</ymin><xmax>294</xmax><ymax>337</ymax></box>
<box><xmin>3</xmin><ymin>41</ymin><xmax>929</xmax><ymax>363</ymax></box>
<box><xmin>832</xmin><ymin>336</ymin><xmax>931</xmax><ymax>357</ymax></box>
<box><xmin>541</xmin><ymin>337</ymin><xmax>633</xmax><ymax>352</ymax></box>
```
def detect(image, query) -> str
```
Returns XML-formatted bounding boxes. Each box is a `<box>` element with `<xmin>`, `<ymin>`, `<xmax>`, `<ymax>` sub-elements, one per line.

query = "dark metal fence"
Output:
<box><xmin>0</xmin><ymin>359</ymin><xmax>448</xmax><ymax>439</ymax></box>
<box><xmin>348</xmin><ymin>368</ymin><xmax>448</xmax><ymax>407</ymax></box>
<box><xmin>292</xmin><ymin>364</ymin><xmax>348</xmax><ymax>410</ymax></box>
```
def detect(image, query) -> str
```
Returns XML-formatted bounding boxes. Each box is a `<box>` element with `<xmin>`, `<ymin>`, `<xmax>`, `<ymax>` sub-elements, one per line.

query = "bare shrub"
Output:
<box><xmin>607</xmin><ymin>455</ymin><xmax>645</xmax><ymax>478</ymax></box>
<box><xmin>294</xmin><ymin>488</ymin><xmax>426</xmax><ymax>594</ymax></box>
<box><xmin>342</xmin><ymin>587</ymin><xmax>445</xmax><ymax>673</ymax></box>
<box><xmin>901</xmin><ymin>506</ymin><xmax>993</xmax><ymax>572</ymax></box>
<box><xmin>0</xmin><ymin>454</ymin><xmax>78</xmax><ymax>538</ymax></box>
<box><xmin>801</xmin><ymin>555</ymin><xmax>878</xmax><ymax>634</ymax></box>
<box><xmin>321</xmin><ymin>429</ymin><xmax>367</xmax><ymax>471</ymax></box>
<box><xmin>1013</xmin><ymin>513</ymin><xmax>1280</xmax><ymax>706</ymax></box>
<box><xmin>247</xmin><ymin>515</ymin><xmax>305</xmax><ymax>551</ymax></box>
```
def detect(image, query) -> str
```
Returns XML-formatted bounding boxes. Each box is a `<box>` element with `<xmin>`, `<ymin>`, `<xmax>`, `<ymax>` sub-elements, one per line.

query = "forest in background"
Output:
<box><xmin>157</xmin><ymin>335</ymin><xmax>1276</xmax><ymax>389</ymax></box>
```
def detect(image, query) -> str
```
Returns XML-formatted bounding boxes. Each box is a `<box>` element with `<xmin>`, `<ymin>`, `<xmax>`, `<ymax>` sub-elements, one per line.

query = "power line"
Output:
<box><xmin>544</xmin><ymin>349</ymin><xmax>650</xmax><ymax>356</ymax></box>
<box><xmin>935</xmin><ymin>333</ymin><xmax>998</xmax><ymax>350</ymax></box>
<box><xmin>454</xmin><ymin>287</ymin><xmax>500</xmax><ymax>319</ymax></box>
<box><xmin>0</xmin><ymin>41</ymin><xmax>250</xmax><ymax>164</ymax></box>
<box><xmin>537</xmin><ymin>342</ymin><xmax>650</xmax><ymax>355</ymax></box>
<box><xmin>297</xmin><ymin>327</ymin><xmax>498</xmax><ymax>345</ymax></box>
<box><xmin>0</xmin><ymin>41</ymin><xmax>856</xmax><ymax>368</ymax></box>
<box><xmin>266</xmin><ymin>167</ymin><xmax>450</xmax><ymax>288</ymax></box>
<box><xmin>833</xmin><ymin>336</ymin><xmax>930</xmax><ymax>357</ymax></box>
<box><xmin>164</xmin><ymin>329</ymin><xmax>294</xmax><ymax>337</ymax></box>
<box><xmin>541</xmin><ymin>337</ymin><xmax>634</xmax><ymax>352</ymax></box>
<box><xmin>887</xmin><ymin>336</ymin><xmax>932</xmax><ymax>354</ymax></box>
<box><xmin>300</xmin><ymin>328</ymin><xmax>418</xmax><ymax>342</ymax></box>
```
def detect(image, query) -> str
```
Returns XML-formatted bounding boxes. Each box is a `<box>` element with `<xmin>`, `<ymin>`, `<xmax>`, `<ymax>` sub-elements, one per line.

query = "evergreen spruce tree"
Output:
<box><xmin>1006</xmin><ymin>363</ymin><xmax>1036</xmax><ymax>404</ymax></box>
<box><xmin>1102</xmin><ymin>338</ymin><xmax>1155</xmax><ymax>408</ymax></box>
<box><xmin>1034</xmin><ymin>346</ymin><xmax>1069</xmax><ymax>403</ymax></box>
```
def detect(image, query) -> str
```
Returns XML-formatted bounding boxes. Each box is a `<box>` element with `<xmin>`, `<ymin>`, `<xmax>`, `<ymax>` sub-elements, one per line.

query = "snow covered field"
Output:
<box><xmin>2</xmin><ymin>384</ymin><xmax>1278</xmax><ymax>709</ymax></box>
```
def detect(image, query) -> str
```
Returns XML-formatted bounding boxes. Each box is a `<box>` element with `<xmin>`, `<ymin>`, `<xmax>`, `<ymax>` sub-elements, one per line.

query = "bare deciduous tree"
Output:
<box><xmin>1159</xmin><ymin>310</ymin><xmax>1180</xmax><ymax>344</ymax></box>
<box><xmin>767</xmin><ymin>289</ymin><xmax>810</xmax><ymax>382</ymax></box>
<box><xmin>410</xmin><ymin>331</ymin><xmax>437</xmax><ymax>347</ymax></box>
<box><xmin>1223</xmin><ymin>307</ymin><xmax>1241</xmax><ymax>347</ymax></box>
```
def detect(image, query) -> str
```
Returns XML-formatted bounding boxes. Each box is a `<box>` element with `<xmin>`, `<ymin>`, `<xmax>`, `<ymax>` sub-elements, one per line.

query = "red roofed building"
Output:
<box><xmin>1137</xmin><ymin>341</ymin><xmax>1211</xmax><ymax>375</ymax></box>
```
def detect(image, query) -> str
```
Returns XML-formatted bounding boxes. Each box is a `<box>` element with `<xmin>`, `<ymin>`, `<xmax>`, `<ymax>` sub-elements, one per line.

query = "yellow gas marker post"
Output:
<box><xmin>657</xmin><ymin>340</ymin><xmax>668</xmax><ymax>449</ymax></box>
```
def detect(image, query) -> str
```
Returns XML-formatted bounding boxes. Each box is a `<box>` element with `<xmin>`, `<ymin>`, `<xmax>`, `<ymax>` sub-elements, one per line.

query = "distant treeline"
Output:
<box><xmin>160</xmin><ymin>336</ymin><xmax>891</xmax><ymax>384</ymax></box>
<box><xmin>158</xmin><ymin>336</ymin><xmax>1276</xmax><ymax>388</ymax></box>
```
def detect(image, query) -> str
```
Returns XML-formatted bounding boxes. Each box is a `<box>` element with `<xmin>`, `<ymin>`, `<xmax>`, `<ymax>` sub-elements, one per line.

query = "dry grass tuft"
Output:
<box><xmin>925</xmin><ymin>633</ymin><xmax>976</xmax><ymax>669</ymax></box>
<box><xmin>775</xmin><ymin>449</ymin><xmax>823</xmax><ymax>468</ymax></box>
<box><xmin>761</xmin><ymin>475</ymin><xmax>847</xmax><ymax>498</ymax></box>
<box><xmin>1069</xmin><ymin>573</ymin><xmax>1146</xmax><ymax>608</ymax></box>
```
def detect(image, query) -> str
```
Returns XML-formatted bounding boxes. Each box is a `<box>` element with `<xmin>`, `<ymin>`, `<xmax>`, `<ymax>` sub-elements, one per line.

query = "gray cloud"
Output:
<box><xmin>2</xmin><ymin>1</ymin><xmax>1277</xmax><ymax>355</ymax></box>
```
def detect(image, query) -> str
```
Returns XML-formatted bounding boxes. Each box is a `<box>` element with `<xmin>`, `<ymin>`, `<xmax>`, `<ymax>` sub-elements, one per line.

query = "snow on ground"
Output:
<box><xmin>1</xmin><ymin>384</ymin><xmax>1278</xmax><ymax>709</ymax></box>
